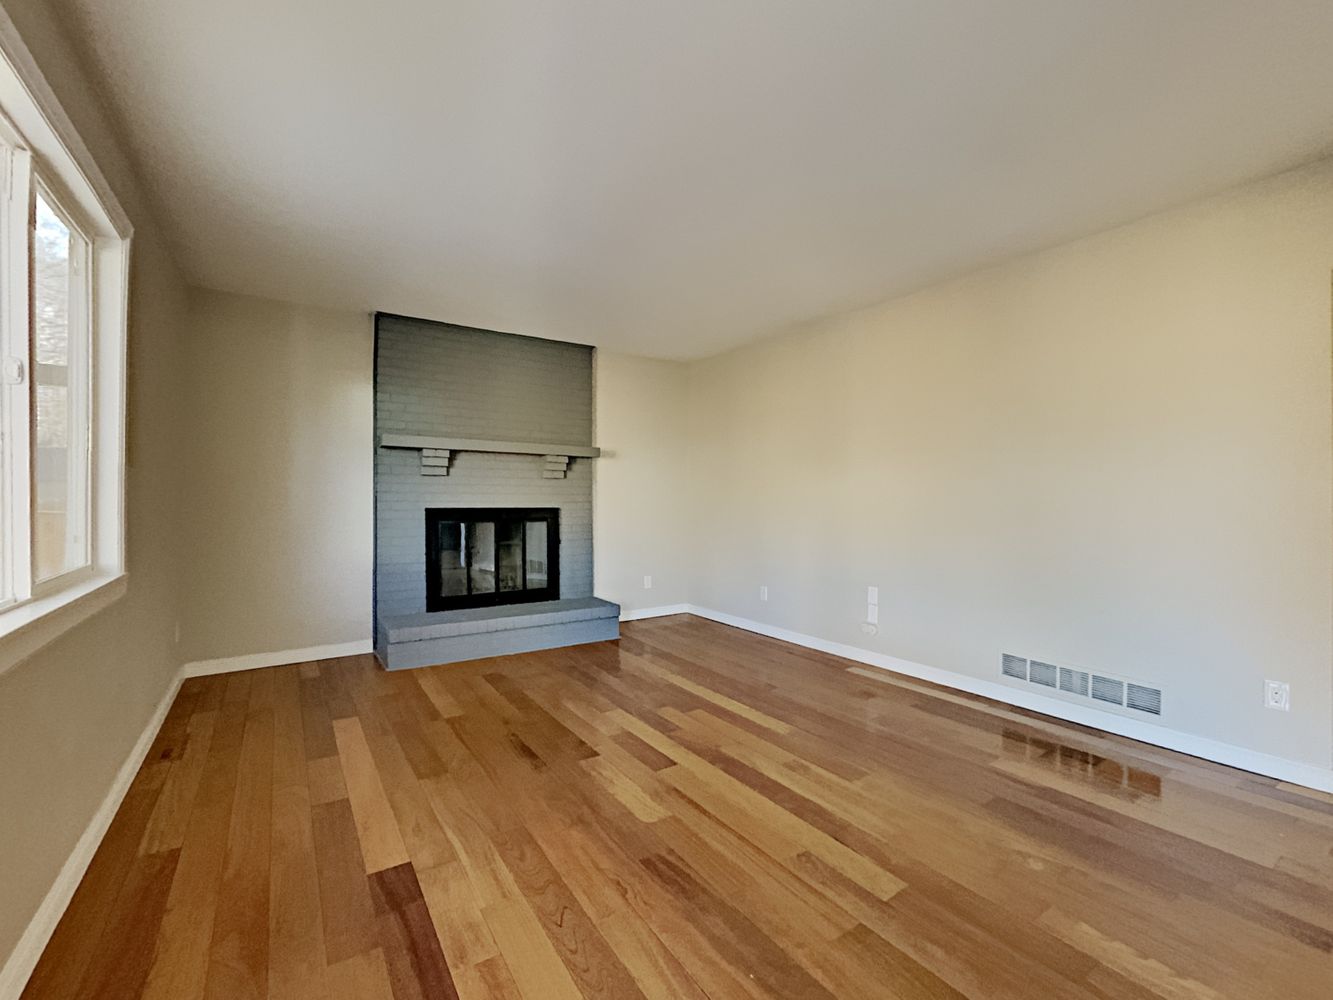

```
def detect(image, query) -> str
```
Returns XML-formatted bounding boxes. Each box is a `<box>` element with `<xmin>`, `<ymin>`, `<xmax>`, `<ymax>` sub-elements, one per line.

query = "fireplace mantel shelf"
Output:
<box><xmin>379</xmin><ymin>433</ymin><xmax>600</xmax><ymax>458</ymax></box>
<box><xmin>379</xmin><ymin>433</ymin><xmax>599</xmax><ymax>479</ymax></box>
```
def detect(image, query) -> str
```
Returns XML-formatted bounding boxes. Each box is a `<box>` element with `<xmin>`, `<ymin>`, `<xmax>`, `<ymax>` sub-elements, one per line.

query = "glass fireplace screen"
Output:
<box><xmin>424</xmin><ymin>507</ymin><xmax>559</xmax><ymax>611</ymax></box>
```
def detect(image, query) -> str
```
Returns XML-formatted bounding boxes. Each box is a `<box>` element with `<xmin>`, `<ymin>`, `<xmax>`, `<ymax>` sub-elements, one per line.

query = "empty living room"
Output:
<box><xmin>2</xmin><ymin>2</ymin><xmax>1333</xmax><ymax>998</ymax></box>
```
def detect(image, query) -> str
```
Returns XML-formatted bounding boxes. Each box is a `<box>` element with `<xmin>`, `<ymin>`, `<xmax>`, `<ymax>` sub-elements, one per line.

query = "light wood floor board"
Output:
<box><xmin>21</xmin><ymin>615</ymin><xmax>1333</xmax><ymax>999</ymax></box>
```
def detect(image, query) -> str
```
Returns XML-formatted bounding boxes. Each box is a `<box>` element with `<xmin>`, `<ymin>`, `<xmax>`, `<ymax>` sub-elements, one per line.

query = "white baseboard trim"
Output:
<box><xmin>620</xmin><ymin>604</ymin><xmax>691</xmax><ymax>622</ymax></box>
<box><xmin>685</xmin><ymin>605</ymin><xmax>1333</xmax><ymax>795</ymax></box>
<box><xmin>180</xmin><ymin>639</ymin><xmax>373</xmax><ymax>678</ymax></box>
<box><xmin>0</xmin><ymin>666</ymin><xmax>185</xmax><ymax>1000</ymax></box>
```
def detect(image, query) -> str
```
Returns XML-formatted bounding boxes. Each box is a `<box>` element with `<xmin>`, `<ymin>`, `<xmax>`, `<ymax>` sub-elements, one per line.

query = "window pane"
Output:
<box><xmin>524</xmin><ymin>520</ymin><xmax>548</xmax><ymax>589</ymax></box>
<box><xmin>497</xmin><ymin>519</ymin><xmax>523</xmax><ymax>591</ymax></box>
<box><xmin>467</xmin><ymin>521</ymin><xmax>495</xmax><ymax>593</ymax></box>
<box><xmin>33</xmin><ymin>192</ymin><xmax>87</xmax><ymax>581</ymax></box>
<box><xmin>435</xmin><ymin>521</ymin><xmax>467</xmax><ymax>597</ymax></box>
<box><xmin>34</xmin><ymin>195</ymin><xmax>69</xmax><ymax>365</ymax></box>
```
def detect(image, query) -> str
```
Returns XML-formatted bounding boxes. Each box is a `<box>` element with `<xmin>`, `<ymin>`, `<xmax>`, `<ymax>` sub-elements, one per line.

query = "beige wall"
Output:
<box><xmin>0</xmin><ymin>0</ymin><xmax>190</xmax><ymax>972</ymax></box>
<box><xmin>687</xmin><ymin>157</ymin><xmax>1333</xmax><ymax>771</ymax></box>
<box><xmin>181</xmin><ymin>289</ymin><xmax>373</xmax><ymax>663</ymax></box>
<box><xmin>5</xmin><ymin>5</ymin><xmax>1332</xmax><ymax>977</ymax></box>
<box><xmin>594</xmin><ymin>351</ymin><xmax>693</xmax><ymax>614</ymax></box>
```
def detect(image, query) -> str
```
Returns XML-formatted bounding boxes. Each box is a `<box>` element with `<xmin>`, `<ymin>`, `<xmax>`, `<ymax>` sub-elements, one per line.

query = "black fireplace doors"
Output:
<box><xmin>424</xmin><ymin>507</ymin><xmax>559</xmax><ymax>612</ymax></box>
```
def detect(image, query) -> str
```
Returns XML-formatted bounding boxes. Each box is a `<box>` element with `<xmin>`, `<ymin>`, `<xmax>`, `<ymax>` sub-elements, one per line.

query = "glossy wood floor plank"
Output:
<box><xmin>204</xmin><ymin>704</ymin><xmax>273</xmax><ymax>1000</ymax></box>
<box><xmin>22</xmin><ymin>615</ymin><xmax>1333</xmax><ymax>999</ymax></box>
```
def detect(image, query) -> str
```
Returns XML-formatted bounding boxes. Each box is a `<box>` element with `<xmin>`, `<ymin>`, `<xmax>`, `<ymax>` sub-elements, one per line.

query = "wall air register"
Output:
<box><xmin>1001</xmin><ymin>654</ymin><xmax>1162</xmax><ymax>716</ymax></box>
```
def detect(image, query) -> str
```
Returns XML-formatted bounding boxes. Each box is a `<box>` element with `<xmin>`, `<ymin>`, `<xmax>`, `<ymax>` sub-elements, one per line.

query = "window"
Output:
<box><xmin>0</xmin><ymin>22</ymin><xmax>132</xmax><ymax>671</ymax></box>
<box><xmin>32</xmin><ymin>187</ymin><xmax>91</xmax><ymax>583</ymax></box>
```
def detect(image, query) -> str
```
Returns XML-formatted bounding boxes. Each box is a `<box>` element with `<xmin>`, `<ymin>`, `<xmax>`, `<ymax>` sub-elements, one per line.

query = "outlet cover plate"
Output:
<box><xmin>1264</xmin><ymin>680</ymin><xmax>1290</xmax><ymax>711</ymax></box>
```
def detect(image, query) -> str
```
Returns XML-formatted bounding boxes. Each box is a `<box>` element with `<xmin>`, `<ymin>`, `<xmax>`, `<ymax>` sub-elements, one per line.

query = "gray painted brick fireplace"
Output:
<box><xmin>374</xmin><ymin>315</ymin><xmax>612</xmax><ymax>666</ymax></box>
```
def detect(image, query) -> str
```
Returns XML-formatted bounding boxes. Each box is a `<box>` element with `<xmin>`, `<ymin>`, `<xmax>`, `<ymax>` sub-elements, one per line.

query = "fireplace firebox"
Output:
<box><xmin>424</xmin><ymin>507</ymin><xmax>560</xmax><ymax>612</ymax></box>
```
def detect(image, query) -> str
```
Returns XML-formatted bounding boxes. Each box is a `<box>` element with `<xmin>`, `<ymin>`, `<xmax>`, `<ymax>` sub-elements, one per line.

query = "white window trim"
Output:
<box><xmin>0</xmin><ymin>8</ymin><xmax>132</xmax><ymax>677</ymax></box>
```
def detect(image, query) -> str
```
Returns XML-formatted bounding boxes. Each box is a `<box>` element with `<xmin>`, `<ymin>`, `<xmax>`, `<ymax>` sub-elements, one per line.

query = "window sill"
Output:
<box><xmin>0</xmin><ymin>571</ymin><xmax>127</xmax><ymax>676</ymax></box>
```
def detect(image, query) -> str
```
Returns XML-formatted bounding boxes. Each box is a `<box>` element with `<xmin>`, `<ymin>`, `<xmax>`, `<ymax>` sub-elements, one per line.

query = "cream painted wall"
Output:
<box><xmin>0</xmin><ymin>0</ymin><xmax>190</xmax><ymax>973</ymax></box>
<box><xmin>594</xmin><ymin>352</ymin><xmax>692</xmax><ymax>614</ymax></box>
<box><xmin>6</xmin><ymin>4</ymin><xmax>1333</xmax><ymax>976</ymax></box>
<box><xmin>687</xmin><ymin>157</ymin><xmax>1333</xmax><ymax>772</ymax></box>
<box><xmin>181</xmin><ymin>289</ymin><xmax>373</xmax><ymax>663</ymax></box>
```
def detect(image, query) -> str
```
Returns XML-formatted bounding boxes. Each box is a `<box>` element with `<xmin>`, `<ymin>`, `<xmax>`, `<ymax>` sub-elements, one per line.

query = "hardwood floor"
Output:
<box><xmin>21</xmin><ymin>614</ymin><xmax>1333</xmax><ymax>999</ymax></box>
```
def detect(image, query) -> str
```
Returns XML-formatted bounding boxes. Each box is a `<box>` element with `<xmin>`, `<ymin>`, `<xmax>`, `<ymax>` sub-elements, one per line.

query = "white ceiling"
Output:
<box><xmin>52</xmin><ymin>1</ymin><xmax>1333</xmax><ymax>359</ymax></box>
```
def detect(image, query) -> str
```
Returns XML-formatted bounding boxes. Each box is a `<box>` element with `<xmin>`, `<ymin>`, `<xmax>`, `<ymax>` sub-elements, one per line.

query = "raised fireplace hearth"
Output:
<box><xmin>375</xmin><ymin>595</ymin><xmax>620</xmax><ymax>669</ymax></box>
<box><xmin>426</xmin><ymin>507</ymin><xmax>559</xmax><ymax>611</ymax></box>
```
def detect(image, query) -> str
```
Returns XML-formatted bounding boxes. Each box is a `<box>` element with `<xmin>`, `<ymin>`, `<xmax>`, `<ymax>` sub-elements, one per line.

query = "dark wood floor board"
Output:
<box><xmin>317</xmin><ymin>660</ymin><xmax>360</xmax><ymax>722</ymax></box>
<box><xmin>268</xmin><ymin>782</ymin><xmax>327</xmax><ymax>1000</ymax></box>
<box><xmin>299</xmin><ymin>673</ymin><xmax>338</xmax><ymax>763</ymax></box>
<box><xmin>194</xmin><ymin>674</ymin><xmax>226</xmax><ymax>714</ymax></box>
<box><xmin>223</xmin><ymin>671</ymin><xmax>254</xmax><ymax>707</ymax></box>
<box><xmin>368</xmin><ymin>863</ymin><xmax>459</xmax><ymax>1000</ymax></box>
<box><xmin>74</xmin><ymin>846</ymin><xmax>182</xmax><ymax>1000</ymax></box>
<box><xmin>21</xmin><ymin>758</ymin><xmax>172</xmax><ymax>999</ymax></box>
<box><xmin>138</xmin><ymin>708</ymin><xmax>218</xmax><ymax>856</ymax></box>
<box><xmin>22</xmin><ymin>616</ymin><xmax>1333</xmax><ymax>999</ymax></box>
<box><xmin>137</xmin><ymin>694</ymin><xmax>249</xmax><ymax>1000</ymax></box>
<box><xmin>268</xmin><ymin>664</ymin><xmax>332</xmax><ymax>1000</ymax></box>
<box><xmin>143</xmin><ymin>683</ymin><xmax>203</xmax><ymax>764</ymax></box>
<box><xmin>203</xmin><ymin>706</ymin><xmax>274</xmax><ymax>1000</ymax></box>
<box><xmin>378</xmin><ymin>693</ymin><xmax>448</xmax><ymax>780</ymax></box>
<box><xmin>311</xmin><ymin>797</ymin><xmax>380</xmax><ymax>966</ymax></box>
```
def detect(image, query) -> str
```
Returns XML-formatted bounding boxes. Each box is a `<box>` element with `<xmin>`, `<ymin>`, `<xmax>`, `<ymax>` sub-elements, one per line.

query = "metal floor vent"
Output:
<box><xmin>1091</xmin><ymin>675</ymin><xmax>1125</xmax><ymax>706</ymax></box>
<box><xmin>1059</xmin><ymin>667</ymin><xmax>1090</xmax><ymax>697</ymax></box>
<box><xmin>1001</xmin><ymin>654</ymin><xmax>1160</xmax><ymax>717</ymax></box>
<box><xmin>1126</xmin><ymin>683</ymin><xmax>1162</xmax><ymax>715</ymax></box>
<box><xmin>1028</xmin><ymin>660</ymin><xmax>1058</xmax><ymax>688</ymax></box>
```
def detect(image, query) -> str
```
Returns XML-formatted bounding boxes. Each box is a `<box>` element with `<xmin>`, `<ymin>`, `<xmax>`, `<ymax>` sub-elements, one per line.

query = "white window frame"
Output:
<box><xmin>0</xmin><ymin>15</ymin><xmax>132</xmax><ymax>675</ymax></box>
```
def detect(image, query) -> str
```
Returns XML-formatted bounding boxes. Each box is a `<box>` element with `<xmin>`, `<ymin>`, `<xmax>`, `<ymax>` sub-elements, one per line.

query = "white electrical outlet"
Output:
<box><xmin>759</xmin><ymin>585</ymin><xmax>768</xmax><ymax>601</ymax></box>
<box><xmin>643</xmin><ymin>575</ymin><xmax>652</xmax><ymax>589</ymax></box>
<box><xmin>1264</xmin><ymin>680</ymin><xmax>1290</xmax><ymax>711</ymax></box>
<box><xmin>867</xmin><ymin>585</ymin><xmax>879</xmax><ymax>605</ymax></box>
<box><xmin>866</xmin><ymin>605</ymin><xmax>879</xmax><ymax>625</ymax></box>
<box><xmin>861</xmin><ymin>623</ymin><xmax>878</xmax><ymax>635</ymax></box>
